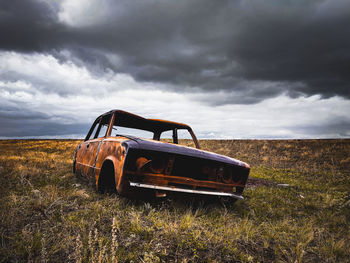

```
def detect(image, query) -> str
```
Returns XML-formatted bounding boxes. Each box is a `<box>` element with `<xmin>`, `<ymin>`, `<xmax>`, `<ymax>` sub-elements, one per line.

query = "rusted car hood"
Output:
<box><xmin>123</xmin><ymin>137</ymin><xmax>248</xmax><ymax>168</ymax></box>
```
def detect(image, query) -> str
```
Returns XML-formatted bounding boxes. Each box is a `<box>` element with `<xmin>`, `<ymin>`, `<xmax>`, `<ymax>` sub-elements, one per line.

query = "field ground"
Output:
<box><xmin>0</xmin><ymin>139</ymin><xmax>349</xmax><ymax>262</ymax></box>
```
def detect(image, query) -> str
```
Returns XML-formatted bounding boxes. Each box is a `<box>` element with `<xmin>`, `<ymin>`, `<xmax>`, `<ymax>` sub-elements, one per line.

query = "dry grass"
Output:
<box><xmin>0</xmin><ymin>139</ymin><xmax>349</xmax><ymax>262</ymax></box>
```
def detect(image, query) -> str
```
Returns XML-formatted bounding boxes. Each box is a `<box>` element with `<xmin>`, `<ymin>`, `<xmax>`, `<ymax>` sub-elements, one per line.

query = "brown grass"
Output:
<box><xmin>0</xmin><ymin>139</ymin><xmax>349</xmax><ymax>262</ymax></box>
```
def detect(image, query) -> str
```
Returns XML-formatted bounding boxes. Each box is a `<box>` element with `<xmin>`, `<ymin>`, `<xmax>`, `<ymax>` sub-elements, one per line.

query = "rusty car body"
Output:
<box><xmin>73</xmin><ymin>110</ymin><xmax>250</xmax><ymax>200</ymax></box>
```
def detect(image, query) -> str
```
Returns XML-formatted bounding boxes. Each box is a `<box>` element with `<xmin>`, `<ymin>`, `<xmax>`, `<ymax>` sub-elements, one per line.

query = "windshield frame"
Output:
<box><xmin>110</xmin><ymin>111</ymin><xmax>200</xmax><ymax>149</ymax></box>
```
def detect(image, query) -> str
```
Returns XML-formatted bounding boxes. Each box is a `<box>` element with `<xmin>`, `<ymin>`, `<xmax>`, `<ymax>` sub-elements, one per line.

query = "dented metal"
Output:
<box><xmin>73</xmin><ymin>110</ymin><xmax>250</xmax><ymax>200</ymax></box>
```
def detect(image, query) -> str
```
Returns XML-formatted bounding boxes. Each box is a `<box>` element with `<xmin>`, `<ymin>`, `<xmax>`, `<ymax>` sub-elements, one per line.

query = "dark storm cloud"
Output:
<box><xmin>1</xmin><ymin>0</ymin><xmax>350</xmax><ymax>103</ymax></box>
<box><xmin>0</xmin><ymin>106</ymin><xmax>89</xmax><ymax>137</ymax></box>
<box><xmin>0</xmin><ymin>0</ymin><xmax>64</xmax><ymax>52</ymax></box>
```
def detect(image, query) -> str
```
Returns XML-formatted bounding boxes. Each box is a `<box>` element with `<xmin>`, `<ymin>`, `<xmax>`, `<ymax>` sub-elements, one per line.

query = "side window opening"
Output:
<box><xmin>96</xmin><ymin>123</ymin><xmax>108</xmax><ymax>138</ymax></box>
<box><xmin>159</xmin><ymin>129</ymin><xmax>194</xmax><ymax>147</ymax></box>
<box><xmin>159</xmin><ymin>130</ymin><xmax>173</xmax><ymax>143</ymax></box>
<box><xmin>94</xmin><ymin>114</ymin><xmax>111</xmax><ymax>139</ymax></box>
<box><xmin>85</xmin><ymin>117</ymin><xmax>101</xmax><ymax>141</ymax></box>
<box><xmin>177</xmin><ymin>129</ymin><xmax>192</xmax><ymax>140</ymax></box>
<box><xmin>177</xmin><ymin>129</ymin><xmax>196</xmax><ymax>148</ymax></box>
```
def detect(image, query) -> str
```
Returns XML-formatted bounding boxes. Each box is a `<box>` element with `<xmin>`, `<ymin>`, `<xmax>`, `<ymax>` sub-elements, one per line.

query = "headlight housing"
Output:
<box><xmin>135</xmin><ymin>156</ymin><xmax>167</xmax><ymax>174</ymax></box>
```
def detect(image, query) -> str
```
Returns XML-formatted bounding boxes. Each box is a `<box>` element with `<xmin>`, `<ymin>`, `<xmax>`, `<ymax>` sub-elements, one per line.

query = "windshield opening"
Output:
<box><xmin>112</xmin><ymin>125</ymin><xmax>154</xmax><ymax>139</ymax></box>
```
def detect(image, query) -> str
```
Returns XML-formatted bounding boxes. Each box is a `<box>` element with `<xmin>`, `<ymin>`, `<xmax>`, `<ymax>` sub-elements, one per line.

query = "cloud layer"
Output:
<box><xmin>1</xmin><ymin>52</ymin><xmax>349</xmax><ymax>138</ymax></box>
<box><xmin>0</xmin><ymin>0</ymin><xmax>349</xmax><ymax>138</ymax></box>
<box><xmin>1</xmin><ymin>0</ymin><xmax>350</xmax><ymax>102</ymax></box>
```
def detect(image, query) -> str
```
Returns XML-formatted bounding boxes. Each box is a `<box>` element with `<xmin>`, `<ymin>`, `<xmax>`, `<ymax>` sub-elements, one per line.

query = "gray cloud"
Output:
<box><xmin>1</xmin><ymin>0</ymin><xmax>350</xmax><ymax>104</ymax></box>
<box><xmin>1</xmin><ymin>0</ymin><xmax>350</xmax><ymax>139</ymax></box>
<box><xmin>289</xmin><ymin>118</ymin><xmax>350</xmax><ymax>138</ymax></box>
<box><xmin>0</xmin><ymin>0</ymin><xmax>63</xmax><ymax>52</ymax></box>
<box><xmin>0</xmin><ymin>106</ymin><xmax>89</xmax><ymax>137</ymax></box>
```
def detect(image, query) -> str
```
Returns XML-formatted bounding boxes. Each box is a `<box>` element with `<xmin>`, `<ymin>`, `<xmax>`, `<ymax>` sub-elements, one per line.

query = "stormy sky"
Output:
<box><xmin>0</xmin><ymin>0</ymin><xmax>349</xmax><ymax>138</ymax></box>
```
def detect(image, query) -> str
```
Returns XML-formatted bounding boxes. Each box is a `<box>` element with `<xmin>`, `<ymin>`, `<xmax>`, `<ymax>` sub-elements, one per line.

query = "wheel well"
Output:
<box><xmin>98</xmin><ymin>160</ymin><xmax>116</xmax><ymax>193</ymax></box>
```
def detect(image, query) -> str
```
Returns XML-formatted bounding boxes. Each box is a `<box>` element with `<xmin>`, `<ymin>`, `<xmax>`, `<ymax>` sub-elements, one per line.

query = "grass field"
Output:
<box><xmin>0</xmin><ymin>139</ymin><xmax>349</xmax><ymax>262</ymax></box>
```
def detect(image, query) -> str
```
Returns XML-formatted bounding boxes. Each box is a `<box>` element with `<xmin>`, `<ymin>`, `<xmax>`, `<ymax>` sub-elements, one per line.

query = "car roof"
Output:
<box><xmin>100</xmin><ymin>109</ymin><xmax>191</xmax><ymax>132</ymax></box>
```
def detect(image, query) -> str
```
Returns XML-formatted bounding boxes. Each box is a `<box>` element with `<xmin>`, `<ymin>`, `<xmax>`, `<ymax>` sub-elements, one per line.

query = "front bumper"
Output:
<box><xmin>129</xmin><ymin>181</ymin><xmax>244</xmax><ymax>199</ymax></box>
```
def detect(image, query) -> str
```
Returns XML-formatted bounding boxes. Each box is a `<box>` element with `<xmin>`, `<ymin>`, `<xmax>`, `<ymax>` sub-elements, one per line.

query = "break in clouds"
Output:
<box><xmin>0</xmin><ymin>0</ymin><xmax>350</xmax><ymax>138</ymax></box>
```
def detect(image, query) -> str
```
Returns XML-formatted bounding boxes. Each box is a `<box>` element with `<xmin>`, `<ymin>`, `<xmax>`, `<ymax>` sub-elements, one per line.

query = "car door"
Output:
<box><xmin>76</xmin><ymin>117</ymin><xmax>100</xmax><ymax>180</ymax></box>
<box><xmin>81</xmin><ymin>137</ymin><xmax>103</xmax><ymax>181</ymax></box>
<box><xmin>76</xmin><ymin>114</ymin><xmax>111</xmax><ymax>181</ymax></box>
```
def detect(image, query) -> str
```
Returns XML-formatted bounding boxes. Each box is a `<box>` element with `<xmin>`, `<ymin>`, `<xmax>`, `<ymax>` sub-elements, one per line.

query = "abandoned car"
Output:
<box><xmin>73</xmin><ymin>110</ymin><xmax>250</xmax><ymax>200</ymax></box>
